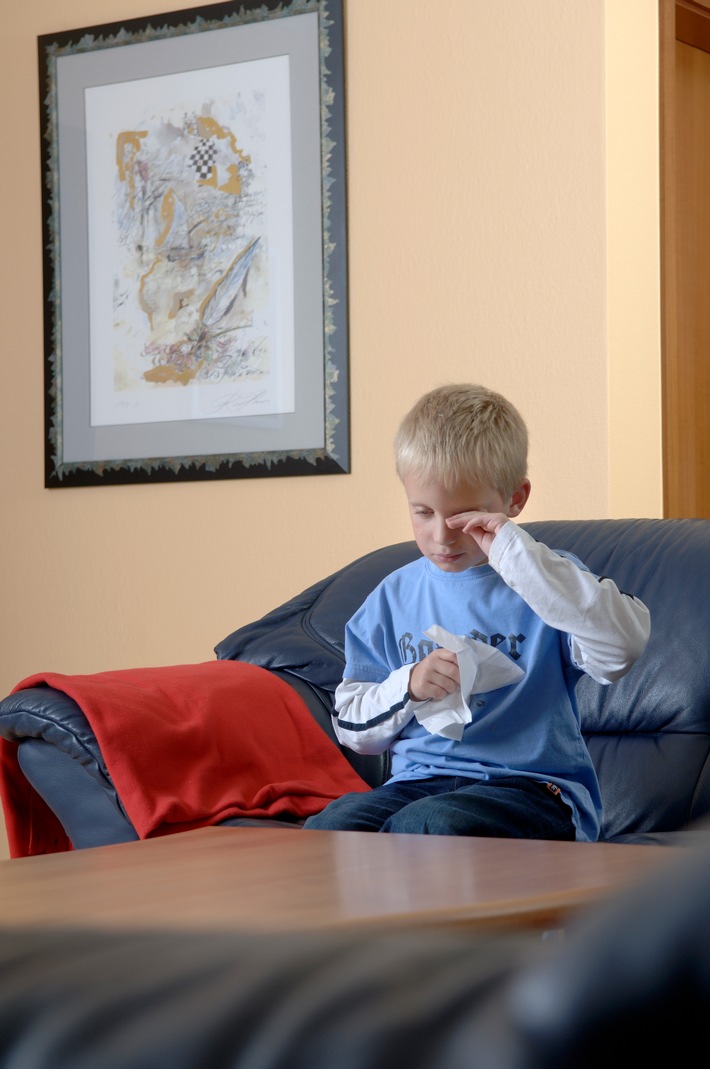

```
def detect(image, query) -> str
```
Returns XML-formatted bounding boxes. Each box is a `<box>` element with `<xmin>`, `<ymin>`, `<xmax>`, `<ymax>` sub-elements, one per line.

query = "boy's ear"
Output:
<box><xmin>507</xmin><ymin>479</ymin><xmax>531</xmax><ymax>518</ymax></box>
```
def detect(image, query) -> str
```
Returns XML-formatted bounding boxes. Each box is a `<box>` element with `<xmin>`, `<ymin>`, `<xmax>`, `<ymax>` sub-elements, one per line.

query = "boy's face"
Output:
<box><xmin>403</xmin><ymin>472</ymin><xmax>528</xmax><ymax>572</ymax></box>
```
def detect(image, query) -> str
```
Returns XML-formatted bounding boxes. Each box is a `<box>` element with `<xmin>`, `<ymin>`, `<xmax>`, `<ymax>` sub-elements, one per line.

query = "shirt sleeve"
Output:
<box><xmin>332</xmin><ymin>668</ymin><xmax>419</xmax><ymax>754</ymax></box>
<box><xmin>487</xmin><ymin>522</ymin><xmax>651</xmax><ymax>684</ymax></box>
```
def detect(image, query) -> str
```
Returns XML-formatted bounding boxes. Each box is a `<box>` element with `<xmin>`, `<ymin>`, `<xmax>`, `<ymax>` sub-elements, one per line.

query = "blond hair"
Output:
<box><xmin>394</xmin><ymin>384</ymin><xmax>528</xmax><ymax>498</ymax></box>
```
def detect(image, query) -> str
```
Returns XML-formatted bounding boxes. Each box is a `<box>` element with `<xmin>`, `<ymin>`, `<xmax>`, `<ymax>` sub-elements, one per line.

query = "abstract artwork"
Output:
<box><xmin>40</xmin><ymin>0</ymin><xmax>348</xmax><ymax>486</ymax></box>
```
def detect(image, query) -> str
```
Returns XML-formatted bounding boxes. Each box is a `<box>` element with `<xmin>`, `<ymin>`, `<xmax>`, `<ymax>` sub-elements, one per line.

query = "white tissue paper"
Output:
<box><xmin>413</xmin><ymin>624</ymin><xmax>525</xmax><ymax>741</ymax></box>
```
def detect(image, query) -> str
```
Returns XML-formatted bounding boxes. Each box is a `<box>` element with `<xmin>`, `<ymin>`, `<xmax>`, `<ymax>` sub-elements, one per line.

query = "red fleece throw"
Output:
<box><xmin>0</xmin><ymin>661</ymin><xmax>370</xmax><ymax>858</ymax></box>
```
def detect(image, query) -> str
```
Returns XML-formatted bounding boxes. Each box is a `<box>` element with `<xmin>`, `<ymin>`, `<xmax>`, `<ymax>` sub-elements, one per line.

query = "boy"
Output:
<box><xmin>304</xmin><ymin>384</ymin><xmax>650</xmax><ymax>841</ymax></box>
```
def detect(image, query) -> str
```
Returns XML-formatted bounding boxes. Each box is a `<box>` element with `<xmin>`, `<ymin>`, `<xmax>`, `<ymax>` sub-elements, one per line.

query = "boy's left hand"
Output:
<box><xmin>446</xmin><ymin>512</ymin><xmax>510</xmax><ymax>557</ymax></box>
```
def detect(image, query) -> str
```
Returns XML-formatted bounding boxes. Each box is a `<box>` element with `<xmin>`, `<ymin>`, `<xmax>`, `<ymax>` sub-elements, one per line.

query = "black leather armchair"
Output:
<box><xmin>1</xmin><ymin>825</ymin><xmax>710</xmax><ymax>1068</ymax></box>
<box><xmin>2</xmin><ymin>518</ymin><xmax>710</xmax><ymax>851</ymax></box>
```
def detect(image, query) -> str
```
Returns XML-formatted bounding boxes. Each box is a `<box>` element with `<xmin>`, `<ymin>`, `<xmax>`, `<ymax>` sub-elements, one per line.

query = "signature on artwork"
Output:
<box><xmin>209</xmin><ymin>387</ymin><xmax>269</xmax><ymax>415</ymax></box>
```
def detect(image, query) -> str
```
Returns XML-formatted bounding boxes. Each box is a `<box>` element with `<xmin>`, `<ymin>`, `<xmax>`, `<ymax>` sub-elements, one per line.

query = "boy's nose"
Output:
<box><xmin>435</xmin><ymin>518</ymin><xmax>456</xmax><ymax>545</ymax></box>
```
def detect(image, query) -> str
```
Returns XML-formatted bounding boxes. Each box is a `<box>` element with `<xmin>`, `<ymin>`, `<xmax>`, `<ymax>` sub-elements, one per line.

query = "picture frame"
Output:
<box><xmin>39</xmin><ymin>0</ymin><xmax>349</xmax><ymax>487</ymax></box>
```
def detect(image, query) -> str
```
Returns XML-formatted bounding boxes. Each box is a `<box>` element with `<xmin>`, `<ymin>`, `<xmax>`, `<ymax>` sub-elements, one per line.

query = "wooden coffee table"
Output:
<box><xmin>0</xmin><ymin>826</ymin><xmax>676</xmax><ymax>934</ymax></box>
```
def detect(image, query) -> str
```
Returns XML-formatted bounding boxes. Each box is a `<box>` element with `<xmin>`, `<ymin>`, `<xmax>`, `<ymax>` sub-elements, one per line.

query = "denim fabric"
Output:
<box><xmin>304</xmin><ymin>775</ymin><xmax>575</xmax><ymax>840</ymax></box>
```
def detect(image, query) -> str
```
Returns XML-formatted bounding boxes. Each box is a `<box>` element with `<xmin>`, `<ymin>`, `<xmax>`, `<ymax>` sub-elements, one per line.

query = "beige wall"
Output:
<box><xmin>606</xmin><ymin>0</ymin><xmax>662</xmax><ymax>514</ymax></box>
<box><xmin>0</xmin><ymin>1</ymin><xmax>661</xmax><ymax>857</ymax></box>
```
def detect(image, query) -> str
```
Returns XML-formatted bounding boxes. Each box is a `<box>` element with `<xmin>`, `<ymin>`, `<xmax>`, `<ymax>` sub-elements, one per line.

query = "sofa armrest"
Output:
<box><xmin>0</xmin><ymin>687</ymin><xmax>137</xmax><ymax>849</ymax></box>
<box><xmin>0</xmin><ymin>687</ymin><xmax>119</xmax><ymax>802</ymax></box>
<box><xmin>17</xmin><ymin>740</ymin><xmax>138</xmax><ymax>848</ymax></box>
<box><xmin>0</xmin><ymin>671</ymin><xmax>380</xmax><ymax>853</ymax></box>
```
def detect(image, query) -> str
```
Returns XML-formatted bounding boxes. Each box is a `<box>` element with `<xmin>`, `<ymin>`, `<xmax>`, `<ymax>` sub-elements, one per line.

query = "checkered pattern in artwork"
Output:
<box><xmin>189</xmin><ymin>139</ymin><xmax>217</xmax><ymax>180</ymax></box>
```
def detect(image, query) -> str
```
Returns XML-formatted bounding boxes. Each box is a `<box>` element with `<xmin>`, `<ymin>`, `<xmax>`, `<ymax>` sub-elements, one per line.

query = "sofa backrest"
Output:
<box><xmin>217</xmin><ymin>519</ymin><xmax>710</xmax><ymax>840</ymax></box>
<box><xmin>525</xmin><ymin>520</ymin><xmax>710</xmax><ymax>840</ymax></box>
<box><xmin>217</xmin><ymin>541</ymin><xmax>421</xmax><ymax>787</ymax></box>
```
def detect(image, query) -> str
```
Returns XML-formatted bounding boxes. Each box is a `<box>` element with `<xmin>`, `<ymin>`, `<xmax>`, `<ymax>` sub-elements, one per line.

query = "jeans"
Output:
<box><xmin>303</xmin><ymin>775</ymin><xmax>576</xmax><ymax>840</ymax></box>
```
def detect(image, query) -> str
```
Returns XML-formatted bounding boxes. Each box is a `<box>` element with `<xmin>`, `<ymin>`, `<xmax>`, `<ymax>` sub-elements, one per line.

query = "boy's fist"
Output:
<box><xmin>408</xmin><ymin>648</ymin><xmax>460</xmax><ymax>702</ymax></box>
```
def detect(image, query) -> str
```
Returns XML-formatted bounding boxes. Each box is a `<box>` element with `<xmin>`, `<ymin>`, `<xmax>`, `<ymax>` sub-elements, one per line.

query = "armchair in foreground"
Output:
<box><xmin>0</xmin><ymin>825</ymin><xmax>708</xmax><ymax>1067</ymax></box>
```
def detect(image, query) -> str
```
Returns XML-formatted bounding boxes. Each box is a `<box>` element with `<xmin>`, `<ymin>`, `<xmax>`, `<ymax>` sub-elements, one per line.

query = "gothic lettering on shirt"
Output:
<box><xmin>397</xmin><ymin>630</ymin><xmax>527</xmax><ymax>665</ymax></box>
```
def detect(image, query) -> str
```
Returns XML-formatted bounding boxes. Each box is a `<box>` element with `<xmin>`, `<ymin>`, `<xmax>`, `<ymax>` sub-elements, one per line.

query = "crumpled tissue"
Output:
<box><xmin>413</xmin><ymin>624</ymin><xmax>525</xmax><ymax>741</ymax></box>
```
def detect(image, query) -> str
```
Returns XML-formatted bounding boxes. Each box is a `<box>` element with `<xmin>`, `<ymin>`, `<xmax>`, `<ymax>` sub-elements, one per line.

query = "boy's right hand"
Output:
<box><xmin>408</xmin><ymin>649</ymin><xmax>460</xmax><ymax>702</ymax></box>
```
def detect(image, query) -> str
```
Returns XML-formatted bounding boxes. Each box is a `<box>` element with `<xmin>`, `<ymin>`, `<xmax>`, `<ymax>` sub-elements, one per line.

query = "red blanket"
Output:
<box><xmin>0</xmin><ymin>661</ymin><xmax>370</xmax><ymax>858</ymax></box>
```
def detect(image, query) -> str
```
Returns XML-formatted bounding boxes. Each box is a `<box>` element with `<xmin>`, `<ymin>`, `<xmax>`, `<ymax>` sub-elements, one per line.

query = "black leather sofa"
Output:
<box><xmin>1</xmin><ymin>518</ymin><xmax>710</xmax><ymax>850</ymax></box>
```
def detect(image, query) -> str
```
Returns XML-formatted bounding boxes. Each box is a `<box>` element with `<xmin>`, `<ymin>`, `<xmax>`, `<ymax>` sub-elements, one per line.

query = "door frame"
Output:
<box><xmin>659</xmin><ymin>0</ymin><xmax>710</xmax><ymax>516</ymax></box>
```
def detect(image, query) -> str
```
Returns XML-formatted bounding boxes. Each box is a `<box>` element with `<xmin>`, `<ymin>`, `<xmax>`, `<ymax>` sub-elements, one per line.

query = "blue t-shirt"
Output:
<box><xmin>343</xmin><ymin>555</ymin><xmax>602</xmax><ymax>841</ymax></box>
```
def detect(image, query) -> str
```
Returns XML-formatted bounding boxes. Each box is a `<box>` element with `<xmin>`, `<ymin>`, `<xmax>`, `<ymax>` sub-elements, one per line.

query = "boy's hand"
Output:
<box><xmin>408</xmin><ymin>649</ymin><xmax>460</xmax><ymax>702</ymax></box>
<box><xmin>446</xmin><ymin>511</ymin><xmax>510</xmax><ymax>558</ymax></box>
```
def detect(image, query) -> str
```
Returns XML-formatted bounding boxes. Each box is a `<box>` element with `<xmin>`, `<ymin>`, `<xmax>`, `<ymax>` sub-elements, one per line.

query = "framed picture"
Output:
<box><xmin>39</xmin><ymin>0</ymin><xmax>349</xmax><ymax>487</ymax></box>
